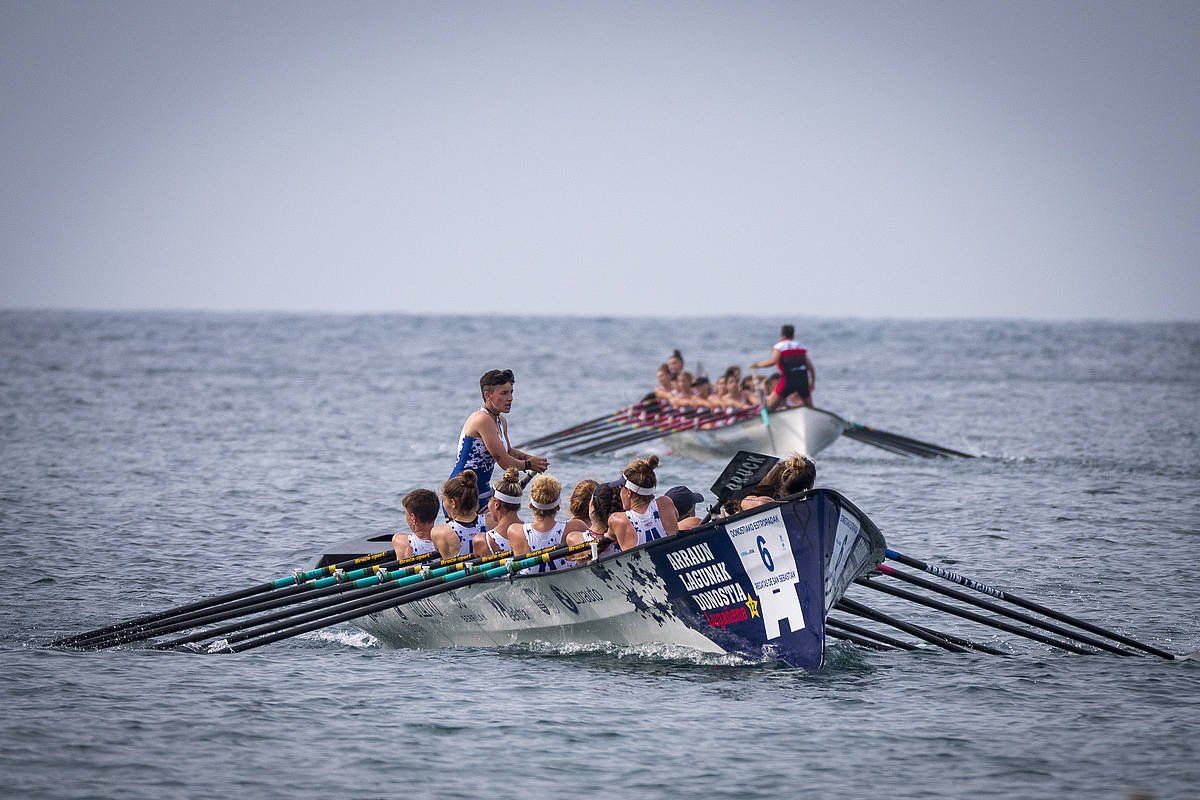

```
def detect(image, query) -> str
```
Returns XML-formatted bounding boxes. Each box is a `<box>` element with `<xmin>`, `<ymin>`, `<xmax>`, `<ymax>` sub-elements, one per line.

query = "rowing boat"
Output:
<box><xmin>524</xmin><ymin>400</ymin><xmax>973</xmax><ymax>460</ymax></box>
<box><xmin>656</xmin><ymin>405</ymin><xmax>845</xmax><ymax>459</ymax></box>
<box><xmin>312</xmin><ymin>488</ymin><xmax>886</xmax><ymax>669</ymax></box>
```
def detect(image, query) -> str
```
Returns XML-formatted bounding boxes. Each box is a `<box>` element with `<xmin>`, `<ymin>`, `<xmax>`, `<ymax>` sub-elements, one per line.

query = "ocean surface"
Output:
<box><xmin>1</xmin><ymin>311</ymin><xmax>1197</xmax><ymax>799</ymax></box>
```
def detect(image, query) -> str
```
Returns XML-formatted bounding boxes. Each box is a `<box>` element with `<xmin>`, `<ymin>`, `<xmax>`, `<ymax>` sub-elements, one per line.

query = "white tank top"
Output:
<box><xmin>487</xmin><ymin>525</ymin><xmax>513</xmax><ymax>554</ymax></box>
<box><xmin>626</xmin><ymin>498</ymin><xmax>668</xmax><ymax>546</ymax></box>
<box><xmin>521</xmin><ymin>520</ymin><xmax>571</xmax><ymax>573</ymax></box>
<box><xmin>448</xmin><ymin>516</ymin><xmax>486</xmax><ymax>557</ymax></box>
<box><xmin>407</xmin><ymin>533</ymin><xmax>438</xmax><ymax>557</ymax></box>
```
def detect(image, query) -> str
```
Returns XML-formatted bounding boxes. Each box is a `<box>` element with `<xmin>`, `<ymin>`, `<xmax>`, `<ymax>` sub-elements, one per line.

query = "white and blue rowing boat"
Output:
<box><xmin>313</xmin><ymin>488</ymin><xmax>886</xmax><ymax>670</ymax></box>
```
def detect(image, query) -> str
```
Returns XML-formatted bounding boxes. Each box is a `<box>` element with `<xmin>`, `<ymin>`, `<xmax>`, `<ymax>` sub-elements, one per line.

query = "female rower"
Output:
<box><xmin>568</xmin><ymin>479</ymin><xmax>599</xmax><ymax>527</ymax></box>
<box><xmin>391</xmin><ymin>488</ymin><xmax>442</xmax><ymax>561</ymax></box>
<box><xmin>740</xmin><ymin>454</ymin><xmax>816</xmax><ymax>510</ymax></box>
<box><xmin>653</xmin><ymin>364</ymin><xmax>674</xmax><ymax>404</ymax></box>
<box><xmin>507</xmin><ymin>474</ymin><xmax>586</xmax><ymax>572</ymax></box>
<box><xmin>740</xmin><ymin>376</ymin><xmax>760</xmax><ymax>407</ymax></box>
<box><xmin>608</xmin><ymin>455</ymin><xmax>679</xmax><ymax>551</ymax></box>
<box><xmin>564</xmin><ymin>481</ymin><xmax>623</xmax><ymax>559</ymax></box>
<box><xmin>431</xmin><ymin>471</ymin><xmax>487</xmax><ymax>559</ymax></box>
<box><xmin>667</xmin><ymin>349</ymin><xmax>684</xmax><ymax>379</ymax></box>
<box><xmin>472</xmin><ymin>468</ymin><xmax>525</xmax><ymax>557</ymax></box>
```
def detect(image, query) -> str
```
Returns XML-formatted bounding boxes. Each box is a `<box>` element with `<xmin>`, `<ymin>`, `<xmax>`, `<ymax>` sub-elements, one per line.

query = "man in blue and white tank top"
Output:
<box><xmin>450</xmin><ymin>369</ymin><xmax>548</xmax><ymax>510</ymax></box>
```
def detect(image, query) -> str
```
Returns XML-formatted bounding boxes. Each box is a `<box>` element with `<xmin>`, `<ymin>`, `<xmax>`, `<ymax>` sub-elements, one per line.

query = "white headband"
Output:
<box><xmin>530</xmin><ymin>498</ymin><xmax>559</xmax><ymax>510</ymax></box>
<box><xmin>624</xmin><ymin>480</ymin><xmax>654</xmax><ymax>496</ymax></box>
<box><xmin>494</xmin><ymin>490</ymin><xmax>522</xmax><ymax>505</ymax></box>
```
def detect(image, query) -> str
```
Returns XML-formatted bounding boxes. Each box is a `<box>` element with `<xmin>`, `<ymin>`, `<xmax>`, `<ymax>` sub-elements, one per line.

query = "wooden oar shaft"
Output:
<box><xmin>876</xmin><ymin>564</ymin><xmax>1135</xmax><ymax>656</ymax></box>
<box><xmin>886</xmin><ymin>549</ymin><xmax>1176</xmax><ymax>659</ymax></box>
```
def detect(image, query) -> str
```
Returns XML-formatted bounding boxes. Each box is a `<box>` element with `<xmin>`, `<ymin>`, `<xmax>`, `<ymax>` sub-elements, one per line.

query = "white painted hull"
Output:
<box><xmin>662</xmin><ymin>406</ymin><xmax>846</xmax><ymax>459</ymax></box>
<box><xmin>355</xmin><ymin>547</ymin><xmax>726</xmax><ymax>654</ymax></box>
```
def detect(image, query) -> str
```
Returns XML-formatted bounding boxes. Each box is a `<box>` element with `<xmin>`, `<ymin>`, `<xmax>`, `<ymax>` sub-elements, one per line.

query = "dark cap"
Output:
<box><xmin>665</xmin><ymin>485</ymin><xmax>703</xmax><ymax>517</ymax></box>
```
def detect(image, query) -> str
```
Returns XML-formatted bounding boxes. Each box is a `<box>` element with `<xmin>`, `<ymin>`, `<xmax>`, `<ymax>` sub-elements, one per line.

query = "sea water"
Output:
<box><xmin>1</xmin><ymin>311</ymin><xmax>1197</xmax><ymax>799</ymax></box>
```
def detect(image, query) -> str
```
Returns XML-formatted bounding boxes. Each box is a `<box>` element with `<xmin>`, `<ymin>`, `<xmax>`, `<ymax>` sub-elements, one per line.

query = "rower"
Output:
<box><xmin>564</xmin><ymin>481</ymin><xmax>622</xmax><ymax>559</ymax></box>
<box><xmin>740</xmin><ymin>454</ymin><xmax>816</xmax><ymax>510</ymax></box>
<box><xmin>506</xmin><ymin>474</ymin><xmax>586</xmax><ymax>573</ymax></box>
<box><xmin>608</xmin><ymin>455</ymin><xmax>679</xmax><ymax>550</ymax></box>
<box><xmin>430</xmin><ymin>471</ymin><xmax>487</xmax><ymax>559</ymax></box>
<box><xmin>568</xmin><ymin>479</ymin><xmax>599</xmax><ymax>527</ymax></box>
<box><xmin>665</xmin><ymin>485</ymin><xmax>705</xmax><ymax>531</ymax></box>
<box><xmin>749</xmin><ymin>324</ymin><xmax>816</xmax><ymax>411</ymax></box>
<box><xmin>391</xmin><ymin>489</ymin><xmax>441</xmax><ymax>561</ymax></box>
<box><xmin>666</xmin><ymin>349</ymin><xmax>684</xmax><ymax>379</ymax></box>
<box><xmin>473</xmin><ymin>468</ymin><xmax>525</xmax><ymax>557</ymax></box>
<box><xmin>450</xmin><ymin>369</ymin><xmax>548</xmax><ymax>513</ymax></box>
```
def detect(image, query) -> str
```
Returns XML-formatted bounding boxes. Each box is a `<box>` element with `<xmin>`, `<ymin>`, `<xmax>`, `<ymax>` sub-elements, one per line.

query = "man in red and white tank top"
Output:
<box><xmin>749</xmin><ymin>324</ymin><xmax>816</xmax><ymax>411</ymax></box>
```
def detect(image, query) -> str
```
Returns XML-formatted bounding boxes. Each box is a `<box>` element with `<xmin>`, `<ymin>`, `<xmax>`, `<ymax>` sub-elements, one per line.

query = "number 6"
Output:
<box><xmin>756</xmin><ymin>535</ymin><xmax>775</xmax><ymax>572</ymax></box>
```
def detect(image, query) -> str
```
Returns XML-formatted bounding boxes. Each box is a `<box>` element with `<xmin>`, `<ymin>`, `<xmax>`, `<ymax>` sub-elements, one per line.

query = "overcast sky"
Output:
<box><xmin>2</xmin><ymin>1</ymin><xmax>1197</xmax><ymax>320</ymax></box>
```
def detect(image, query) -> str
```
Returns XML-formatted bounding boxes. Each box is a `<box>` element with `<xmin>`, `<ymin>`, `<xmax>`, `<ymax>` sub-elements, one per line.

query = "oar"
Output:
<box><xmin>750</xmin><ymin>367</ymin><xmax>778</xmax><ymax>452</ymax></box>
<box><xmin>826</xmin><ymin>626</ymin><xmax>898</xmax><ymax>651</ymax></box>
<box><xmin>826</xmin><ymin>617</ymin><xmax>917</xmax><ymax>650</ymax></box>
<box><xmin>886</xmin><ymin>549</ymin><xmax>1185</xmax><ymax>660</ymax></box>
<box><xmin>854</xmin><ymin>577</ymin><xmax>1095</xmax><ymax>655</ymax></box>
<box><xmin>875</xmin><ymin>563</ymin><xmax>1136</xmax><ymax>656</ymax></box>
<box><xmin>560</xmin><ymin>407</ymin><xmax>736</xmax><ymax>457</ymax></box>
<box><xmin>518</xmin><ymin>396</ymin><xmax>658</xmax><ymax>449</ymax></box>
<box><xmin>148</xmin><ymin>541</ymin><xmax>562</xmax><ymax>651</ymax></box>
<box><xmin>835</xmin><ymin>598</ymin><xmax>968</xmax><ymax>653</ymax></box>
<box><xmin>832</xmin><ymin>413</ymin><xmax>974</xmax><ymax>459</ymax></box>
<box><xmin>215</xmin><ymin>540</ymin><xmax>595</xmax><ymax>653</ymax></box>
<box><xmin>87</xmin><ymin>549</ymin><xmax>467</xmax><ymax>650</ymax></box>
<box><xmin>54</xmin><ymin>546</ymin><xmax>417</xmax><ymax>648</ymax></box>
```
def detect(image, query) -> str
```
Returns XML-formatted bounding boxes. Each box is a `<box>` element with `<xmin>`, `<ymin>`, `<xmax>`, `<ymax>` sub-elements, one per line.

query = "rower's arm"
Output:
<box><xmin>471</xmin><ymin>413</ymin><xmax>527</xmax><ymax>471</ymax></box>
<box><xmin>657</xmin><ymin>496</ymin><xmax>680</xmax><ymax>536</ymax></box>
<box><xmin>749</xmin><ymin>349</ymin><xmax>780</xmax><ymax>369</ymax></box>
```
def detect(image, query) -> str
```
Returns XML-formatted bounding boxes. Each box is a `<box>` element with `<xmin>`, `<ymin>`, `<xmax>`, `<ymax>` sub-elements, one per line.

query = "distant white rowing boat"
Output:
<box><xmin>523</xmin><ymin>400</ymin><xmax>973</xmax><ymax>460</ymax></box>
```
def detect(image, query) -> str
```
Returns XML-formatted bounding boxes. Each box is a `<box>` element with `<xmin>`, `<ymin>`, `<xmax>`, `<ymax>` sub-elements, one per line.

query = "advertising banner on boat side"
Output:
<box><xmin>648</xmin><ymin>500</ymin><xmax>825</xmax><ymax>668</ymax></box>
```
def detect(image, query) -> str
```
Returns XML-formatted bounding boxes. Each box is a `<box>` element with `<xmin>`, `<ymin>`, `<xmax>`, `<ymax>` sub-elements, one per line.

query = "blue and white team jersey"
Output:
<box><xmin>626</xmin><ymin>499</ymin><xmax>668</xmax><ymax>547</ymax></box>
<box><xmin>520</xmin><ymin>521</ymin><xmax>571</xmax><ymax>573</ymax></box>
<box><xmin>447</xmin><ymin>516</ymin><xmax>486</xmax><ymax>557</ymax></box>
<box><xmin>450</xmin><ymin>408</ymin><xmax>510</xmax><ymax>507</ymax></box>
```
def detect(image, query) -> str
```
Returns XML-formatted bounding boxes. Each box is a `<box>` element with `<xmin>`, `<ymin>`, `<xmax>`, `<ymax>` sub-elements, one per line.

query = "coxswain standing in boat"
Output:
<box><xmin>748</xmin><ymin>324</ymin><xmax>815</xmax><ymax>411</ymax></box>
<box><xmin>451</xmin><ymin>369</ymin><xmax>548</xmax><ymax>512</ymax></box>
<box><xmin>507</xmin><ymin>474</ymin><xmax>586</xmax><ymax>573</ymax></box>
<box><xmin>607</xmin><ymin>455</ymin><xmax>679</xmax><ymax>550</ymax></box>
<box><xmin>472</xmin><ymin>468</ymin><xmax>525</xmax><ymax>557</ymax></box>
<box><xmin>430</xmin><ymin>471</ymin><xmax>487</xmax><ymax>559</ymax></box>
<box><xmin>391</xmin><ymin>489</ymin><xmax>442</xmax><ymax>561</ymax></box>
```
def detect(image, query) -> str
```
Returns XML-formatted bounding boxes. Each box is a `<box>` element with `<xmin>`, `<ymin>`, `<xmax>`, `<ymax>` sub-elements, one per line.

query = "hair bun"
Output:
<box><xmin>503</xmin><ymin>467</ymin><xmax>521</xmax><ymax>483</ymax></box>
<box><xmin>646</xmin><ymin>455</ymin><xmax>660</xmax><ymax>471</ymax></box>
<box><xmin>460</xmin><ymin>469</ymin><xmax>476</xmax><ymax>485</ymax></box>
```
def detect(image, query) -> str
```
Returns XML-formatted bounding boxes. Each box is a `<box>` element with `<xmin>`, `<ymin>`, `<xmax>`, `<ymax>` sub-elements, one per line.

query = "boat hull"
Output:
<box><xmin>317</xmin><ymin>489</ymin><xmax>885</xmax><ymax>669</ymax></box>
<box><xmin>662</xmin><ymin>406</ymin><xmax>846</xmax><ymax>459</ymax></box>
